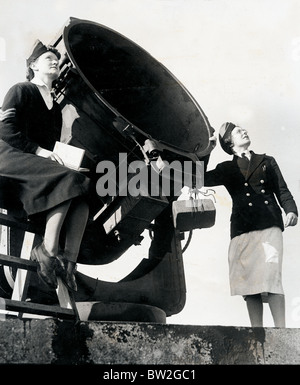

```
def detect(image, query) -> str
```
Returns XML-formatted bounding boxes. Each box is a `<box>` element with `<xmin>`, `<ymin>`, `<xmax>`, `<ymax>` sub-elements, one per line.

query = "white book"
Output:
<box><xmin>53</xmin><ymin>141</ymin><xmax>89</xmax><ymax>172</ymax></box>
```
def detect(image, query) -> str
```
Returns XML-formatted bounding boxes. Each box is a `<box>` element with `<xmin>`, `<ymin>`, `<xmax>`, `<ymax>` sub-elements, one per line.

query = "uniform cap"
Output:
<box><xmin>26</xmin><ymin>40</ymin><xmax>61</xmax><ymax>66</ymax></box>
<box><xmin>219</xmin><ymin>122</ymin><xmax>236</xmax><ymax>155</ymax></box>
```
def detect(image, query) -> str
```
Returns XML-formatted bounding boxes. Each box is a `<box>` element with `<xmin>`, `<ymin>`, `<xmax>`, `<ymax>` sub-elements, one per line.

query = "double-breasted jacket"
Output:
<box><xmin>204</xmin><ymin>151</ymin><xmax>298</xmax><ymax>239</ymax></box>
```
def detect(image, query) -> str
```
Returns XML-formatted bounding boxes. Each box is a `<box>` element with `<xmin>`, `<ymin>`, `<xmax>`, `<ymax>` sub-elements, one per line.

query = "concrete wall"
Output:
<box><xmin>0</xmin><ymin>319</ymin><xmax>299</xmax><ymax>365</ymax></box>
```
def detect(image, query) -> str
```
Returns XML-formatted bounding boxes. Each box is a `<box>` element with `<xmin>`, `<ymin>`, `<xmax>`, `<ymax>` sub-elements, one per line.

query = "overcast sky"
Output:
<box><xmin>1</xmin><ymin>0</ymin><xmax>300</xmax><ymax>327</ymax></box>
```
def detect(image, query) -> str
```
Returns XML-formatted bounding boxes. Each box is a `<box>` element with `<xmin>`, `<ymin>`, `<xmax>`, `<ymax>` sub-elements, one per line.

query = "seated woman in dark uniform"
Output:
<box><xmin>0</xmin><ymin>40</ymin><xmax>91</xmax><ymax>292</ymax></box>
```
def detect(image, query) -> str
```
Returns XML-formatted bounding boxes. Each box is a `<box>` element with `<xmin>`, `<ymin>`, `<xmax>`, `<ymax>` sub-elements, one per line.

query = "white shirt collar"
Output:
<box><xmin>236</xmin><ymin>149</ymin><xmax>251</xmax><ymax>160</ymax></box>
<box><xmin>31</xmin><ymin>77</ymin><xmax>53</xmax><ymax>110</ymax></box>
<box><xmin>31</xmin><ymin>76</ymin><xmax>50</xmax><ymax>88</ymax></box>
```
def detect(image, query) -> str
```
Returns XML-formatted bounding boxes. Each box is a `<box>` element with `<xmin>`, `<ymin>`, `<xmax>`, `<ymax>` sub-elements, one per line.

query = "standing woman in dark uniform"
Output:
<box><xmin>0</xmin><ymin>40</ymin><xmax>91</xmax><ymax>292</ymax></box>
<box><xmin>205</xmin><ymin>122</ymin><xmax>298</xmax><ymax>327</ymax></box>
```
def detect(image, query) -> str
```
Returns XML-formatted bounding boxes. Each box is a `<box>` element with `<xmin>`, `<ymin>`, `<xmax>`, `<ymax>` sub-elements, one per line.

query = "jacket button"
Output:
<box><xmin>244</xmin><ymin>182</ymin><xmax>248</xmax><ymax>186</ymax></box>
<box><xmin>246</xmin><ymin>193</ymin><xmax>251</xmax><ymax>196</ymax></box>
<box><xmin>248</xmin><ymin>202</ymin><xmax>253</xmax><ymax>206</ymax></box>
<box><xmin>261</xmin><ymin>189</ymin><xmax>265</xmax><ymax>193</ymax></box>
<box><xmin>260</xmin><ymin>179</ymin><xmax>265</xmax><ymax>184</ymax></box>
<box><xmin>264</xmin><ymin>200</ymin><xmax>269</xmax><ymax>205</ymax></box>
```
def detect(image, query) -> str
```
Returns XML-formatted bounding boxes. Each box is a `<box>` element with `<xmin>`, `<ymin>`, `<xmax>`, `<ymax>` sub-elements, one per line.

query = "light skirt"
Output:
<box><xmin>228</xmin><ymin>226</ymin><xmax>284</xmax><ymax>297</ymax></box>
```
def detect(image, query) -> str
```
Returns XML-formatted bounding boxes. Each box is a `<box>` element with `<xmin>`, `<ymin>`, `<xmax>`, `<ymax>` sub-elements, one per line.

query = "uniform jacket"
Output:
<box><xmin>204</xmin><ymin>151</ymin><xmax>298</xmax><ymax>239</ymax></box>
<box><xmin>0</xmin><ymin>82</ymin><xmax>62</xmax><ymax>153</ymax></box>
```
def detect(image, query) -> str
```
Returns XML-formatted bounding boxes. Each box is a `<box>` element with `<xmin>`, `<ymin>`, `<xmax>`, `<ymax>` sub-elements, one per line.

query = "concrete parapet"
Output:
<box><xmin>0</xmin><ymin>319</ymin><xmax>299</xmax><ymax>365</ymax></box>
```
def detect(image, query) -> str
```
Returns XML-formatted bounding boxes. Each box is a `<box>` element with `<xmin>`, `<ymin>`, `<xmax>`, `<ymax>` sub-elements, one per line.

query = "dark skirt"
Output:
<box><xmin>0</xmin><ymin>140</ymin><xmax>91</xmax><ymax>216</ymax></box>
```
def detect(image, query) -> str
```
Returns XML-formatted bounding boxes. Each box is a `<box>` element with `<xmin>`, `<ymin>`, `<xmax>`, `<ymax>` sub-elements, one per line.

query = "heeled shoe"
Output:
<box><xmin>56</xmin><ymin>255</ymin><xmax>78</xmax><ymax>292</ymax></box>
<box><xmin>31</xmin><ymin>243</ymin><xmax>58</xmax><ymax>289</ymax></box>
<box><xmin>66</xmin><ymin>261</ymin><xmax>77</xmax><ymax>292</ymax></box>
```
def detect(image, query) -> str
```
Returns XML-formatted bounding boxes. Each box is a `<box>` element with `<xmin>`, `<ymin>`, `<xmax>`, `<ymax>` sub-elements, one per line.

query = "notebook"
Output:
<box><xmin>53</xmin><ymin>141</ymin><xmax>89</xmax><ymax>172</ymax></box>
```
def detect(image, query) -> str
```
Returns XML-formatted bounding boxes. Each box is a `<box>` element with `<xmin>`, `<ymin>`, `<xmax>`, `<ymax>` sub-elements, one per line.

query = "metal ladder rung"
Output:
<box><xmin>0</xmin><ymin>248</ymin><xmax>78</xmax><ymax>321</ymax></box>
<box><xmin>0</xmin><ymin>212</ymin><xmax>43</xmax><ymax>234</ymax></box>
<box><xmin>0</xmin><ymin>252</ymin><xmax>77</xmax><ymax>320</ymax></box>
<box><xmin>0</xmin><ymin>253</ymin><xmax>37</xmax><ymax>271</ymax></box>
<box><xmin>0</xmin><ymin>298</ymin><xmax>75</xmax><ymax>319</ymax></box>
<box><xmin>0</xmin><ymin>211</ymin><xmax>78</xmax><ymax>321</ymax></box>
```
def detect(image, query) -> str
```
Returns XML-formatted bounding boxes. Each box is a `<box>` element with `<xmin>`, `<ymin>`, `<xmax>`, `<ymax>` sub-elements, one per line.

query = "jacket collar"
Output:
<box><xmin>233</xmin><ymin>151</ymin><xmax>266</xmax><ymax>180</ymax></box>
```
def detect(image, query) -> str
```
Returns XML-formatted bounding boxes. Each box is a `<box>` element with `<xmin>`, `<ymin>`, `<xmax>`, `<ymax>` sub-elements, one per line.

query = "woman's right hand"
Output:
<box><xmin>209</xmin><ymin>135</ymin><xmax>217</xmax><ymax>150</ymax></box>
<box><xmin>49</xmin><ymin>152</ymin><xmax>64</xmax><ymax>164</ymax></box>
<box><xmin>285</xmin><ymin>212</ymin><xmax>298</xmax><ymax>227</ymax></box>
<box><xmin>35</xmin><ymin>146</ymin><xmax>64</xmax><ymax>165</ymax></box>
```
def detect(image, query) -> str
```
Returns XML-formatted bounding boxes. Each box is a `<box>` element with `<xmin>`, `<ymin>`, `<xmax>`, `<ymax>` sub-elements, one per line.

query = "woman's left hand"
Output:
<box><xmin>285</xmin><ymin>212</ymin><xmax>298</xmax><ymax>227</ymax></box>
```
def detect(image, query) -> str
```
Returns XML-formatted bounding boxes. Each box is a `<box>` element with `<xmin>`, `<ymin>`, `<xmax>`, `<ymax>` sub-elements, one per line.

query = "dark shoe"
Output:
<box><xmin>31</xmin><ymin>243</ymin><xmax>58</xmax><ymax>289</ymax></box>
<box><xmin>56</xmin><ymin>254</ymin><xmax>67</xmax><ymax>277</ymax></box>
<box><xmin>56</xmin><ymin>256</ymin><xmax>77</xmax><ymax>292</ymax></box>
